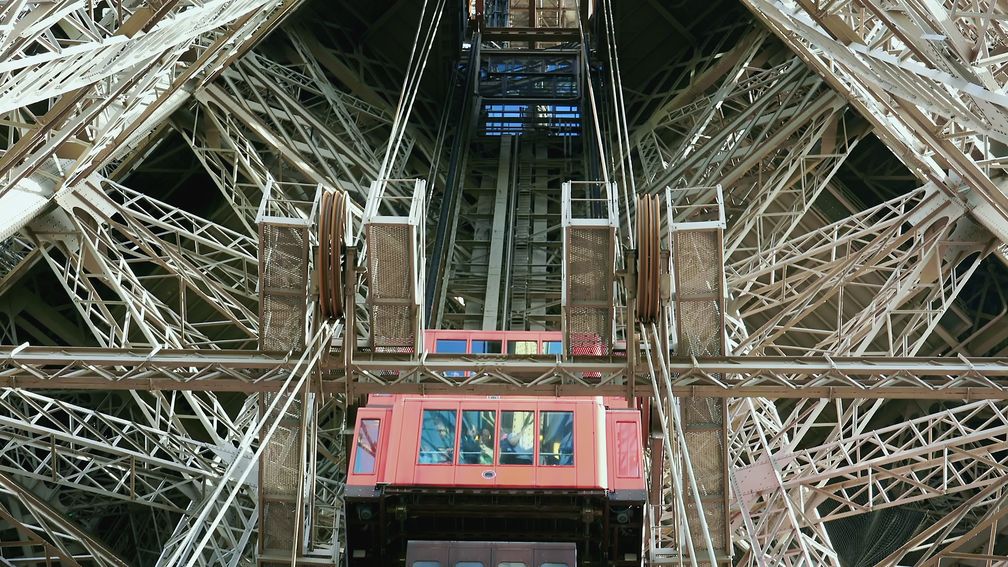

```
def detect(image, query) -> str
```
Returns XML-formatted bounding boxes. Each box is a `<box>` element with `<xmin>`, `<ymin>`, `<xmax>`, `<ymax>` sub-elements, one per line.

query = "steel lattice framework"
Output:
<box><xmin>0</xmin><ymin>0</ymin><xmax>1007</xmax><ymax>565</ymax></box>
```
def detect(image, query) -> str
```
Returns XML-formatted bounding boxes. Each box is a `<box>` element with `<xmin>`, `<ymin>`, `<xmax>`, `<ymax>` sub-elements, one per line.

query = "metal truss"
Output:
<box><xmin>879</xmin><ymin>480</ymin><xmax>1008</xmax><ymax>565</ymax></box>
<box><xmin>740</xmin><ymin>0</ymin><xmax>1008</xmax><ymax>262</ymax></box>
<box><xmin>633</xmin><ymin>32</ymin><xmax>846</xmax><ymax>565</ymax></box>
<box><xmin>0</xmin><ymin>470</ymin><xmax>126</xmax><ymax>565</ymax></box>
<box><xmin>729</xmin><ymin>183</ymin><xmax>985</xmax><ymax>355</ymax></box>
<box><xmin>1</xmin><ymin>0</ymin><xmax>1007</xmax><ymax>564</ymax></box>
<box><xmin>732</xmin><ymin>399</ymin><xmax>1008</xmax><ymax>564</ymax></box>
<box><xmin>728</xmin><ymin>398</ymin><xmax>841</xmax><ymax>566</ymax></box>
<box><xmin>5</xmin><ymin>346</ymin><xmax>1008</xmax><ymax>400</ymax></box>
<box><xmin>157</xmin><ymin>323</ymin><xmax>334</xmax><ymax>567</ymax></box>
<box><xmin>0</xmin><ymin>388</ymin><xmax>228</xmax><ymax>513</ymax></box>
<box><xmin>34</xmin><ymin>177</ymin><xmax>256</xmax><ymax>350</ymax></box>
<box><xmin>0</xmin><ymin>235</ymin><xmax>39</xmax><ymax>297</ymax></box>
<box><xmin>628</xmin><ymin>19</ymin><xmax>1007</xmax><ymax>563</ymax></box>
<box><xmin>0</xmin><ymin>0</ymin><xmax>305</xmax><ymax>223</ymax></box>
<box><xmin>771</xmin><ymin>401</ymin><xmax>1008</xmax><ymax>522</ymax></box>
<box><xmin>178</xmin><ymin>102</ymin><xmax>302</xmax><ymax>235</ymax></box>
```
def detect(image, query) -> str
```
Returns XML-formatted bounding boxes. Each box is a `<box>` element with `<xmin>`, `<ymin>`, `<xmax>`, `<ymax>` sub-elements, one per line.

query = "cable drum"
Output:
<box><xmin>318</xmin><ymin>190</ymin><xmax>347</xmax><ymax>320</ymax></box>
<box><xmin>636</xmin><ymin>194</ymin><xmax>662</xmax><ymax>323</ymax></box>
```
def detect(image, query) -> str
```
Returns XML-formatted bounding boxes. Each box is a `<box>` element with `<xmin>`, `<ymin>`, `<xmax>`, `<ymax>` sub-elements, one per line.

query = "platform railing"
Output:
<box><xmin>561</xmin><ymin>180</ymin><xmax>619</xmax><ymax>358</ymax></box>
<box><xmin>362</xmin><ymin>179</ymin><xmax>426</xmax><ymax>354</ymax></box>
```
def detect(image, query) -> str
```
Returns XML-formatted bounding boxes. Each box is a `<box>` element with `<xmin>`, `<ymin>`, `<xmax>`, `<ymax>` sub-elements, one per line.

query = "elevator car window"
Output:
<box><xmin>353</xmin><ymin>418</ymin><xmax>381</xmax><ymax>474</ymax></box>
<box><xmin>419</xmin><ymin>410</ymin><xmax>456</xmax><ymax>464</ymax></box>
<box><xmin>539</xmin><ymin>411</ymin><xmax>574</xmax><ymax>465</ymax></box>
<box><xmin>499</xmin><ymin>410</ymin><xmax>534</xmax><ymax>464</ymax></box>
<box><xmin>459</xmin><ymin>410</ymin><xmax>496</xmax><ymax>464</ymax></box>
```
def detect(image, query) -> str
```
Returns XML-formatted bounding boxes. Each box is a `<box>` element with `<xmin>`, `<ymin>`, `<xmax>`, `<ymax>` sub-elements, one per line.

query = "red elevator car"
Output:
<box><xmin>346</xmin><ymin>348</ymin><xmax>646</xmax><ymax>566</ymax></box>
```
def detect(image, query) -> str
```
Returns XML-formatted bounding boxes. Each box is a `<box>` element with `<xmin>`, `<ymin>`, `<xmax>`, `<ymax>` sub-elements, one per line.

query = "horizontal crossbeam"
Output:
<box><xmin>3</xmin><ymin>346</ymin><xmax>1008</xmax><ymax>398</ymax></box>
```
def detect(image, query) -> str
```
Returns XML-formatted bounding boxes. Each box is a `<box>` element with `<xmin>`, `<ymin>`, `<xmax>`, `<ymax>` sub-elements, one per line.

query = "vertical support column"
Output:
<box><xmin>257</xmin><ymin>186</ymin><xmax>314</xmax><ymax>563</ymax></box>
<box><xmin>483</xmin><ymin>136</ymin><xmax>512</xmax><ymax>330</ymax></box>
<box><xmin>530</xmin><ymin>143</ymin><xmax>549</xmax><ymax>329</ymax></box>
<box><xmin>669</xmin><ymin>186</ymin><xmax>731</xmax><ymax>564</ymax></box>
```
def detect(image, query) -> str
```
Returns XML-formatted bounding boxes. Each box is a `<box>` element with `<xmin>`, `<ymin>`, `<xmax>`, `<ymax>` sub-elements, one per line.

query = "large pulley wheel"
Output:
<box><xmin>636</xmin><ymin>194</ymin><xmax>662</xmax><ymax>324</ymax></box>
<box><xmin>318</xmin><ymin>190</ymin><xmax>348</xmax><ymax>320</ymax></box>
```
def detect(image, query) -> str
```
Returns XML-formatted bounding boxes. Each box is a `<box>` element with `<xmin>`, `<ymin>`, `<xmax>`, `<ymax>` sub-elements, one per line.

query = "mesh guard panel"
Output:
<box><xmin>261</xmin><ymin>224</ymin><xmax>306</xmax><ymax>290</ymax></box>
<box><xmin>678</xmin><ymin>299</ymin><xmax>722</xmax><ymax>356</ymax></box>
<box><xmin>567</xmin><ymin>227</ymin><xmax>611</xmax><ymax>302</ymax></box>
<box><xmin>365</xmin><ymin>222</ymin><xmax>419</xmax><ymax>352</ymax></box>
<box><xmin>675</xmin><ymin>230</ymin><xmax>720</xmax><ymax>296</ymax></box>
<box><xmin>672</xmin><ymin>226</ymin><xmax>729</xmax><ymax>560</ymax></box>
<box><xmin>262</xmin><ymin>500</ymin><xmax>297</xmax><ymax>550</ymax></box>
<box><xmin>258</xmin><ymin>224</ymin><xmax>308</xmax><ymax>352</ymax></box>
<box><xmin>260</xmin><ymin>293</ymin><xmax>304</xmax><ymax>352</ymax></box>
<box><xmin>256</xmin><ymin>219</ymin><xmax>308</xmax><ymax>554</ymax></box>
<box><xmin>564</xmin><ymin>225</ymin><xmax>614</xmax><ymax>355</ymax></box>
<box><xmin>366</xmin><ymin>224</ymin><xmax>411</xmax><ymax>301</ymax></box>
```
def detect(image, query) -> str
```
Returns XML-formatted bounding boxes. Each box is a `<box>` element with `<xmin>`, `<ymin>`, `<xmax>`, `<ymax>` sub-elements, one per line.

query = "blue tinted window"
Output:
<box><xmin>543</xmin><ymin>341</ymin><xmax>562</xmax><ymax>355</ymax></box>
<box><xmin>539</xmin><ymin>412</ymin><xmax>574</xmax><ymax>466</ymax></box>
<box><xmin>353</xmin><ymin>419</ymin><xmax>380</xmax><ymax>474</ymax></box>
<box><xmin>436</xmin><ymin>339</ymin><xmax>468</xmax><ymax>377</ymax></box>
<box><xmin>472</xmin><ymin>340</ymin><xmax>502</xmax><ymax>354</ymax></box>
<box><xmin>435</xmin><ymin>339</ymin><xmax>467</xmax><ymax>354</ymax></box>
<box><xmin>500</xmin><ymin>411</ymin><xmax>534</xmax><ymax>464</ymax></box>
<box><xmin>459</xmin><ymin>410</ymin><xmax>495</xmax><ymax>465</ymax></box>
<box><xmin>419</xmin><ymin>410</ymin><xmax>456</xmax><ymax>464</ymax></box>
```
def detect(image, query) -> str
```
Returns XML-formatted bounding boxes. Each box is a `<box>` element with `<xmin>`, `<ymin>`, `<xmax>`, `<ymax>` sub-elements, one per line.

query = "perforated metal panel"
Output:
<box><xmin>256</xmin><ymin>215</ymin><xmax>309</xmax><ymax>555</ymax></box>
<box><xmin>262</xmin><ymin>421</ymin><xmax>300</xmax><ymax>495</ymax></box>
<box><xmin>566</xmin><ymin>227</ymin><xmax>612</xmax><ymax>302</ymax></box>
<box><xmin>685</xmin><ymin>497</ymin><xmax>727</xmax><ymax>551</ymax></box>
<box><xmin>684</xmin><ymin>429</ymin><xmax>724</xmax><ymax>496</ymax></box>
<box><xmin>678</xmin><ymin>300</ymin><xmax>722</xmax><ymax>356</ymax></box>
<box><xmin>262</xmin><ymin>499</ymin><xmax>297</xmax><ymax>550</ymax></box>
<box><xmin>563</xmin><ymin>225</ymin><xmax>615</xmax><ymax>355</ymax></box>
<box><xmin>673</xmin><ymin>228</ymin><xmax>725</xmax><ymax>356</ymax></box>
<box><xmin>261</xmin><ymin>224</ymin><xmax>308</xmax><ymax>290</ymax></box>
<box><xmin>258</xmin><ymin>223</ymin><xmax>308</xmax><ymax>352</ymax></box>
<box><xmin>259</xmin><ymin>395</ymin><xmax>303</xmax><ymax>552</ymax></box>
<box><xmin>672</xmin><ymin>225</ymin><xmax>730</xmax><ymax>563</ymax></box>
<box><xmin>371</xmin><ymin>303</ymin><xmax>416</xmax><ymax>349</ymax></box>
<box><xmin>365</xmin><ymin>222</ymin><xmax>419</xmax><ymax>351</ymax></box>
<box><xmin>675</xmin><ymin>230</ymin><xmax>720</xmax><ymax>296</ymax></box>
<box><xmin>683</xmin><ymin>397</ymin><xmax>724</xmax><ymax>423</ymax></box>
<box><xmin>260</xmin><ymin>293</ymin><xmax>305</xmax><ymax>352</ymax></box>
<box><xmin>366</xmin><ymin>223</ymin><xmax>412</xmax><ymax>300</ymax></box>
<box><xmin>561</xmin><ymin>181</ymin><xmax>618</xmax><ymax>359</ymax></box>
<box><xmin>569</xmin><ymin>305</ymin><xmax>611</xmax><ymax>355</ymax></box>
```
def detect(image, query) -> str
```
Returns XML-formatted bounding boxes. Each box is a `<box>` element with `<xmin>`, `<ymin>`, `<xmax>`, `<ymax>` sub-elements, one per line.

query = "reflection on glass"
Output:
<box><xmin>472</xmin><ymin>340</ymin><xmax>502</xmax><ymax>354</ymax></box>
<box><xmin>436</xmin><ymin>339</ymin><xmax>469</xmax><ymax>377</ymax></box>
<box><xmin>543</xmin><ymin>341</ymin><xmax>562</xmax><ymax>355</ymax></box>
<box><xmin>419</xmin><ymin>410</ymin><xmax>456</xmax><ymax>464</ymax></box>
<box><xmin>507</xmin><ymin>340</ymin><xmax>538</xmax><ymax>355</ymax></box>
<box><xmin>353</xmin><ymin>419</ymin><xmax>380</xmax><ymax>474</ymax></box>
<box><xmin>459</xmin><ymin>410</ymin><xmax>496</xmax><ymax>465</ymax></box>
<box><xmin>500</xmin><ymin>410</ymin><xmax>534</xmax><ymax>464</ymax></box>
<box><xmin>435</xmin><ymin>339</ymin><xmax>467</xmax><ymax>353</ymax></box>
<box><xmin>539</xmin><ymin>411</ymin><xmax>574</xmax><ymax>466</ymax></box>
